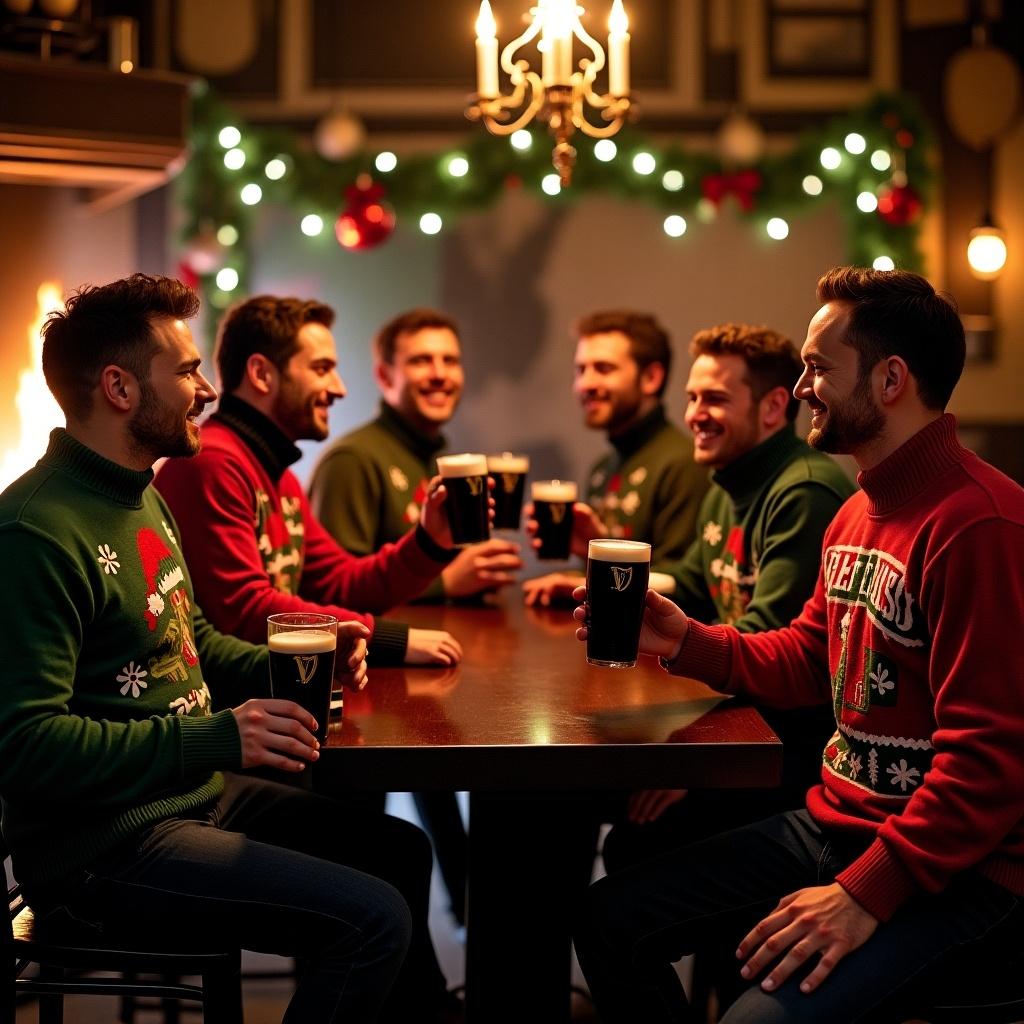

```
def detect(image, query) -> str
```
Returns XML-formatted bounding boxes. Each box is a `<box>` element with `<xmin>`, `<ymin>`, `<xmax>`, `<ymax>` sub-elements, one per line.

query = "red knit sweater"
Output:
<box><xmin>671</xmin><ymin>415</ymin><xmax>1024</xmax><ymax>921</ymax></box>
<box><xmin>155</xmin><ymin>407</ymin><xmax>448</xmax><ymax>651</ymax></box>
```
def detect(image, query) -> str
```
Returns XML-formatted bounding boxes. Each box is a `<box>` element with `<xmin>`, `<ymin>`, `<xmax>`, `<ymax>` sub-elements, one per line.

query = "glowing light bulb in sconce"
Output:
<box><xmin>541</xmin><ymin>0</ymin><xmax>576</xmax><ymax>85</ymax></box>
<box><xmin>475</xmin><ymin>0</ymin><xmax>499</xmax><ymax>98</ymax></box>
<box><xmin>967</xmin><ymin>218</ymin><xmax>1008</xmax><ymax>280</ymax></box>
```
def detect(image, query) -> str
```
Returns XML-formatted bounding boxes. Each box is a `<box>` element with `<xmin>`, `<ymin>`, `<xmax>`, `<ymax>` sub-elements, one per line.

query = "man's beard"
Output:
<box><xmin>807</xmin><ymin>373</ymin><xmax>884</xmax><ymax>454</ymax></box>
<box><xmin>272</xmin><ymin>378</ymin><xmax>328</xmax><ymax>442</ymax></box>
<box><xmin>129</xmin><ymin>378</ymin><xmax>200</xmax><ymax>460</ymax></box>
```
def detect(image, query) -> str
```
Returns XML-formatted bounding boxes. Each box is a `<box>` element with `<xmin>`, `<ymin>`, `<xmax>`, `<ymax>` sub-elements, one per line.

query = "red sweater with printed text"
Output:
<box><xmin>155</xmin><ymin>396</ymin><xmax>453</xmax><ymax>663</ymax></box>
<box><xmin>669</xmin><ymin>415</ymin><xmax>1024</xmax><ymax>921</ymax></box>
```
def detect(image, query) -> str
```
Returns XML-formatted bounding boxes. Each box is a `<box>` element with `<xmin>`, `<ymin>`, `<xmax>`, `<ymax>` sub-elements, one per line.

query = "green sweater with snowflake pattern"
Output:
<box><xmin>0</xmin><ymin>430</ymin><xmax>266</xmax><ymax>890</ymax></box>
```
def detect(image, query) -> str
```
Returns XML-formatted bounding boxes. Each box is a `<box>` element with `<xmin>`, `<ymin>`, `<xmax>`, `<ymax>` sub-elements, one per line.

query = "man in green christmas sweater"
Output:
<box><xmin>0</xmin><ymin>274</ymin><xmax>456</xmax><ymax>1023</ymax></box>
<box><xmin>523</xmin><ymin>309</ymin><xmax>709</xmax><ymax>605</ymax></box>
<box><xmin>309</xmin><ymin>307</ymin><xmax>523</xmax><ymax>602</ymax></box>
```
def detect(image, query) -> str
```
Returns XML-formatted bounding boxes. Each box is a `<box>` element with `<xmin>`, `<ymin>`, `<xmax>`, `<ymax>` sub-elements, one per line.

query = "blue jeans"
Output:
<box><xmin>34</xmin><ymin>774</ymin><xmax>450</xmax><ymax>1024</ymax></box>
<box><xmin>575</xmin><ymin>809</ymin><xmax>1021</xmax><ymax>1023</ymax></box>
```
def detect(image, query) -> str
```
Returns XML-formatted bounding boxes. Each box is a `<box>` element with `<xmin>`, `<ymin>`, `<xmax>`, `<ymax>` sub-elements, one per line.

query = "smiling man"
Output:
<box><xmin>156</xmin><ymin>296</ymin><xmax>463</xmax><ymax>669</ymax></box>
<box><xmin>310</xmin><ymin>308</ymin><xmax>522</xmax><ymax>602</ymax></box>
<box><xmin>573</xmin><ymin>268</ymin><xmax>1024</xmax><ymax>1024</ymax></box>
<box><xmin>523</xmin><ymin>310</ymin><xmax>708</xmax><ymax>605</ymax></box>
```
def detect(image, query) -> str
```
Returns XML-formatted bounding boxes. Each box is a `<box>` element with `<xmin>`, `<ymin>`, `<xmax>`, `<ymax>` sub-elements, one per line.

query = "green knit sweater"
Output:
<box><xmin>586</xmin><ymin>405</ymin><xmax>710</xmax><ymax>573</ymax></box>
<box><xmin>0</xmin><ymin>431</ymin><xmax>265</xmax><ymax>888</ymax></box>
<box><xmin>310</xmin><ymin>402</ymin><xmax>447</xmax><ymax>600</ymax></box>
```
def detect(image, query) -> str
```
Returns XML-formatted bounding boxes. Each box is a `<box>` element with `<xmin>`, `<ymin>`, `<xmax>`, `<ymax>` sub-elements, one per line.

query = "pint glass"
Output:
<box><xmin>487</xmin><ymin>453</ymin><xmax>529</xmax><ymax>530</ymax></box>
<box><xmin>267</xmin><ymin>612</ymin><xmax>338</xmax><ymax>741</ymax></box>
<box><xmin>437</xmin><ymin>453</ymin><xmax>490</xmax><ymax>547</ymax></box>
<box><xmin>531</xmin><ymin>480</ymin><xmax>578</xmax><ymax>560</ymax></box>
<box><xmin>586</xmin><ymin>540</ymin><xmax>651</xmax><ymax>667</ymax></box>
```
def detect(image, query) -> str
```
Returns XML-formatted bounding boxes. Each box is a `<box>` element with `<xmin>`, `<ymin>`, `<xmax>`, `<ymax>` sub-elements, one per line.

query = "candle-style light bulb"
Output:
<box><xmin>541</xmin><ymin>0</ymin><xmax>575</xmax><ymax>85</ymax></box>
<box><xmin>608</xmin><ymin>0</ymin><xmax>630</xmax><ymax>96</ymax></box>
<box><xmin>475</xmin><ymin>0</ymin><xmax>499</xmax><ymax>98</ymax></box>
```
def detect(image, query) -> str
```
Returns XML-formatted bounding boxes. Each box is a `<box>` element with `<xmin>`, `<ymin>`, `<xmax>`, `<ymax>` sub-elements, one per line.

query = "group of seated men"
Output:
<box><xmin>0</xmin><ymin>264</ymin><xmax>1020</xmax><ymax>1024</ymax></box>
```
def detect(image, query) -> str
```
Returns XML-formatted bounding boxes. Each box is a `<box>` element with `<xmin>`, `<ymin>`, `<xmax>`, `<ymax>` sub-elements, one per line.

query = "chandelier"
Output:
<box><xmin>468</xmin><ymin>0</ymin><xmax>635</xmax><ymax>186</ymax></box>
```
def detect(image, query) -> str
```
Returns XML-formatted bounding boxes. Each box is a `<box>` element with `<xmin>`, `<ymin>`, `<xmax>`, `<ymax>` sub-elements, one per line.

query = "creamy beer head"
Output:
<box><xmin>267</xmin><ymin>629</ymin><xmax>337</xmax><ymax>655</ymax></box>
<box><xmin>531</xmin><ymin>480</ymin><xmax>578</xmax><ymax>502</ymax></box>
<box><xmin>487</xmin><ymin>453</ymin><xmax>529</xmax><ymax>474</ymax></box>
<box><xmin>588</xmin><ymin>539</ymin><xmax>652</xmax><ymax>563</ymax></box>
<box><xmin>437</xmin><ymin>453</ymin><xmax>488</xmax><ymax>478</ymax></box>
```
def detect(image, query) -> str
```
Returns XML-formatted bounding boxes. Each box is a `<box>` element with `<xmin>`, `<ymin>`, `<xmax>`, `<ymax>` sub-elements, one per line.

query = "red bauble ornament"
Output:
<box><xmin>876</xmin><ymin>183</ymin><xmax>922</xmax><ymax>226</ymax></box>
<box><xmin>335</xmin><ymin>177</ymin><xmax>395</xmax><ymax>251</ymax></box>
<box><xmin>895</xmin><ymin>129</ymin><xmax>915</xmax><ymax>149</ymax></box>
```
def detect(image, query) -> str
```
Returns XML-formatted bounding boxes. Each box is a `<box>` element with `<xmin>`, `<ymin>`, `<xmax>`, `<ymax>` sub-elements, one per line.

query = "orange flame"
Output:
<box><xmin>0</xmin><ymin>283</ymin><xmax>65</xmax><ymax>490</ymax></box>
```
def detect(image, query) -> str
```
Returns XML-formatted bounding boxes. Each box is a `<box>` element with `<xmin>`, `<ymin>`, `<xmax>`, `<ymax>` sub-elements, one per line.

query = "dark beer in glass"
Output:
<box><xmin>267</xmin><ymin>613</ymin><xmax>338</xmax><ymax>741</ymax></box>
<box><xmin>586</xmin><ymin>540</ymin><xmax>651</xmax><ymax>667</ymax></box>
<box><xmin>532</xmin><ymin>480</ymin><xmax>578</xmax><ymax>560</ymax></box>
<box><xmin>488</xmin><ymin>453</ymin><xmax>529</xmax><ymax>531</ymax></box>
<box><xmin>437</xmin><ymin>453</ymin><xmax>490</xmax><ymax>547</ymax></box>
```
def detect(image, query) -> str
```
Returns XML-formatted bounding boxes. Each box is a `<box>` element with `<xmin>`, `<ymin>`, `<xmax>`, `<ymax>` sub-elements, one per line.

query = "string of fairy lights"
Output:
<box><xmin>177</xmin><ymin>88</ymin><xmax>932</xmax><ymax>309</ymax></box>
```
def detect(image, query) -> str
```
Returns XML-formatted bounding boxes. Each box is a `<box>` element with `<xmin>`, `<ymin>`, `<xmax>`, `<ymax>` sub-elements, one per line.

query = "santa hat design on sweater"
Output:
<box><xmin>136</xmin><ymin>527</ymin><xmax>186</xmax><ymax>631</ymax></box>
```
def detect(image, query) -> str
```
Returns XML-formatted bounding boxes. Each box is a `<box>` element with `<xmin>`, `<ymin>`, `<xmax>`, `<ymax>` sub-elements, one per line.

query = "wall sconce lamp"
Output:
<box><xmin>967</xmin><ymin>213</ymin><xmax>1007</xmax><ymax>281</ymax></box>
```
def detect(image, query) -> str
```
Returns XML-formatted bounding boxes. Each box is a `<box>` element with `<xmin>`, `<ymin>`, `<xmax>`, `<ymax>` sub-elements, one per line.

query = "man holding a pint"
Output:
<box><xmin>523</xmin><ymin>309</ymin><xmax>708</xmax><ymax>604</ymax></box>
<box><xmin>309</xmin><ymin>307</ymin><xmax>522</xmax><ymax>600</ymax></box>
<box><xmin>0</xmin><ymin>273</ymin><xmax>439</xmax><ymax>1023</ymax></box>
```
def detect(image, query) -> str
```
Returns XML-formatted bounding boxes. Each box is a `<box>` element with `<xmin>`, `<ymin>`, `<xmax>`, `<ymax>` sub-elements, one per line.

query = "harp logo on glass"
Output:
<box><xmin>466</xmin><ymin>475</ymin><xmax>485</xmax><ymax>497</ymax></box>
<box><xmin>293</xmin><ymin>655</ymin><xmax>319</xmax><ymax>686</ymax></box>
<box><xmin>610</xmin><ymin>566</ymin><xmax>633</xmax><ymax>592</ymax></box>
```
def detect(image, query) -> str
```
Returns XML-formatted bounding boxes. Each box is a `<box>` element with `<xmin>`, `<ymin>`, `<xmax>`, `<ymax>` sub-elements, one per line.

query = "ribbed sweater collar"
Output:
<box><xmin>857</xmin><ymin>414</ymin><xmax>970</xmax><ymax>517</ymax></box>
<box><xmin>712</xmin><ymin>425</ymin><xmax>803</xmax><ymax>508</ymax></box>
<box><xmin>609</xmin><ymin>404</ymin><xmax>668</xmax><ymax>458</ymax></box>
<box><xmin>38</xmin><ymin>429</ymin><xmax>153</xmax><ymax>507</ymax></box>
<box><xmin>211</xmin><ymin>394</ymin><xmax>301</xmax><ymax>480</ymax></box>
<box><xmin>375</xmin><ymin>401</ymin><xmax>446</xmax><ymax>463</ymax></box>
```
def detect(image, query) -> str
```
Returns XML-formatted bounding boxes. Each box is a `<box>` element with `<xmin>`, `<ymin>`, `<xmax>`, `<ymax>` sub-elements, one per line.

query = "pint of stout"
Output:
<box><xmin>586</xmin><ymin>540</ymin><xmax>651</xmax><ymax>668</ymax></box>
<box><xmin>487</xmin><ymin>452</ymin><xmax>529</xmax><ymax>530</ymax></box>
<box><xmin>532</xmin><ymin>480</ymin><xmax>578</xmax><ymax>561</ymax></box>
<box><xmin>267</xmin><ymin>612</ymin><xmax>338</xmax><ymax>741</ymax></box>
<box><xmin>437</xmin><ymin>453</ymin><xmax>490</xmax><ymax>547</ymax></box>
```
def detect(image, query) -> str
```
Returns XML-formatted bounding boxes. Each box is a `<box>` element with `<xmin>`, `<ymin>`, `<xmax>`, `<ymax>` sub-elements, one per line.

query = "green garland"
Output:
<box><xmin>180</xmin><ymin>86</ymin><xmax>933</xmax><ymax>308</ymax></box>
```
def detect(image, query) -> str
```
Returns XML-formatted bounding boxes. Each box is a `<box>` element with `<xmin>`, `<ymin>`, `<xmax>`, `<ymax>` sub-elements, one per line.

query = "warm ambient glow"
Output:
<box><xmin>0</xmin><ymin>283</ymin><xmax>65</xmax><ymax>491</ymax></box>
<box><xmin>967</xmin><ymin>223</ymin><xmax>1008</xmax><ymax>280</ymax></box>
<box><xmin>468</xmin><ymin>0</ymin><xmax>634</xmax><ymax>186</ymax></box>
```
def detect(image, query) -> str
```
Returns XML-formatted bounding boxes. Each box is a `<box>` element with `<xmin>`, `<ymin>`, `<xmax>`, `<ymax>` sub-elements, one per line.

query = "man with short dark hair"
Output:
<box><xmin>601</xmin><ymin>322</ymin><xmax>853</xmax><ymax>873</ymax></box>
<box><xmin>156</xmin><ymin>295</ymin><xmax>463</xmax><ymax>667</ymax></box>
<box><xmin>310</xmin><ymin>307</ymin><xmax>522</xmax><ymax>601</ymax></box>
<box><xmin>0</xmin><ymin>273</ymin><xmax>442</xmax><ymax>1023</ymax></box>
<box><xmin>573</xmin><ymin>267</ymin><xmax>1024</xmax><ymax>1024</ymax></box>
<box><xmin>523</xmin><ymin>309</ymin><xmax>709</xmax><ymax>605</ymax></box>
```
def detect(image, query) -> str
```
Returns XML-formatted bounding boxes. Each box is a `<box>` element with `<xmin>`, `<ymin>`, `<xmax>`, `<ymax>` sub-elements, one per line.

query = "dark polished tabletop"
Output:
<box><xmin>320</xmin><ymin>597</ymin><xmax>781</xmax><ymax>791</ymax></box>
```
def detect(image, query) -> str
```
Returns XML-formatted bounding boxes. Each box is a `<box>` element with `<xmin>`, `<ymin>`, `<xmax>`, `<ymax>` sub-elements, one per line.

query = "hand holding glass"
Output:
<box><xmin>267</xmin><ymin>613</ymin><xmax>338</xmax><ymax>741</ymax></box>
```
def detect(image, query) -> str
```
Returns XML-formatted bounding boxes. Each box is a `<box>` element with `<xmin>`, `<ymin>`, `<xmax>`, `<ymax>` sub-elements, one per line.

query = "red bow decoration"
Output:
<box><xmin>700</xmin><ymin>169</ymin><xmax>763</xmax><ymax>212</ymax></box>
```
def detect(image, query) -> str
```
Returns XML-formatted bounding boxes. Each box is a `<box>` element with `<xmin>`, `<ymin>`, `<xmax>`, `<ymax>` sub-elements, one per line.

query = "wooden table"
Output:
<box><xmin>320</xmin><ymin>598</ymin><xmax>781</xmax><ymax>1022</ymax></box>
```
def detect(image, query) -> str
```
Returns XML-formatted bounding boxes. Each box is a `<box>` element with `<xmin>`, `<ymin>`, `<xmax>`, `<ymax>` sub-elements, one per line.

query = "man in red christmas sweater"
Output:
<box><xmin>572</xmin><ymin>266</ymin><xmax>1024</xmax><ymax>1023</ymax></box>
<box><xmin>156</xmin><ymin>294</ymin><xmax>463</xmax><ymax>667</ymax></box>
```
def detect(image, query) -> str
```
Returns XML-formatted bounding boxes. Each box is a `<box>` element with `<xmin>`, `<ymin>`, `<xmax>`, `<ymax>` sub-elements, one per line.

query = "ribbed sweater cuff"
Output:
<box><xmin>413</xmin><ymin>523</ymin><xmax>458</xmax><ymax>564</ymax></box>
<box><xmin>179</xmin><ymin>709</ymin><xmax>244</xmax><ymax>774</ymax></box>
<box><xmin>835</xmin><ymin>837</ymin><xmax>919</xmax><ymax>922</ymax></box>
<box><xmin>369</xmin><ymin>619</ymin><xmax>410</xmax><ymax>665</ymax></box>
<box><xmin>664</xmin><ymin>619</ymin><xmax>733</xmax><ymax>689</ymax></box>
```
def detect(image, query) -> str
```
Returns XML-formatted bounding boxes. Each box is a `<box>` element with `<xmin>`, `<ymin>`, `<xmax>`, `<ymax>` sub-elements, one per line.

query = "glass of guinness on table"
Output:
<box><xmin>487</xmin><ymin>452</ymin><xmax>529</xmax><ymax>531</ymax></box>
<box><xmin>586</xmin><ymin>540</ymin><xmax>651</xmax><ymax>668</ymax></box>
<box><xmin>267</xmin><ymin>612</ymin><xmax>338</xmax><ymax>741</ymax></box>
<box><xmin>532</xmin><ymin>479</ymin><xmax>578</xmax><ymax>560</ymax></box>
<box><xmin>437</xmin><ymin>453</ymin><xmax>491</xmax><ymax>546</ymax></box>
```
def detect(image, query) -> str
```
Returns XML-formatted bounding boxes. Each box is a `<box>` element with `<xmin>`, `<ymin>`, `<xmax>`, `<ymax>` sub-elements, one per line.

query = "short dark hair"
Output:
<box><xmin>373</xmin><ymin>308</ymin><xmax>460</xmax><ymax>364</ymax></box>
<box><xmin>41</xmin><ymin>274</ymin><xmax>199</xmax><ymax>421</ymax></box>
<box><xmin>690</xmin><ymin>323</ymin><xmax>803</xmax><ymax>422</ymax></box>
<box><xmin>816</xmin><ymin>267</ymin><xmax>965</xmax><ymax>410</ymax></box>
<box><xmin>216</xmin><ymin>295</ymin><xmax>335</xmax><ymax>392</ymax></box>
<box><xmin>575</xmin><ymin>310</ymin><xmax>672</xmax><ymax>397</ymax></box>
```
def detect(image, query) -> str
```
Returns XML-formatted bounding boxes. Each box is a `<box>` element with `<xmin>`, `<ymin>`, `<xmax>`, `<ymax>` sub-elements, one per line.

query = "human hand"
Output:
<box><xmin>442</xmin><ymin>538</ymin><xmax>523</xmax><ymax>597</ymax></box>
<box><xmin>405</xmin><ymin>628</ymin><xmax>464</xmax><ymax>666</ymax></box>
<box><xmin>232</xmin><ymin>698</ymin><xmax>320</xmax><ymax>773</ymax></box>
<box><xmin>626</xmin><ymin>788</ymin><xmax>688</xmax><ymax>824</ymax></box>
<box><xmin>522</xmin><ymin>571</ymin><xmax>584</xmax><ymax>607</ymax></box>
<box><xmin>524</xmin><ymin>501</ymin><xmax>606</xmax><ymax>560</ymax></box>
<box><xmin>573</xmin><ymin>586</ymin><xmax>689</xmax><ymax>662</ymax></box>
<box><xmin>736</xmin><ymin>883</ymin><xmax>878</xmax><ymax>995</ymax></box>
<box><xmin>334</xmin><ymin>620</ymin><xmax>370</xmax><ymax>691</ymax></box>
